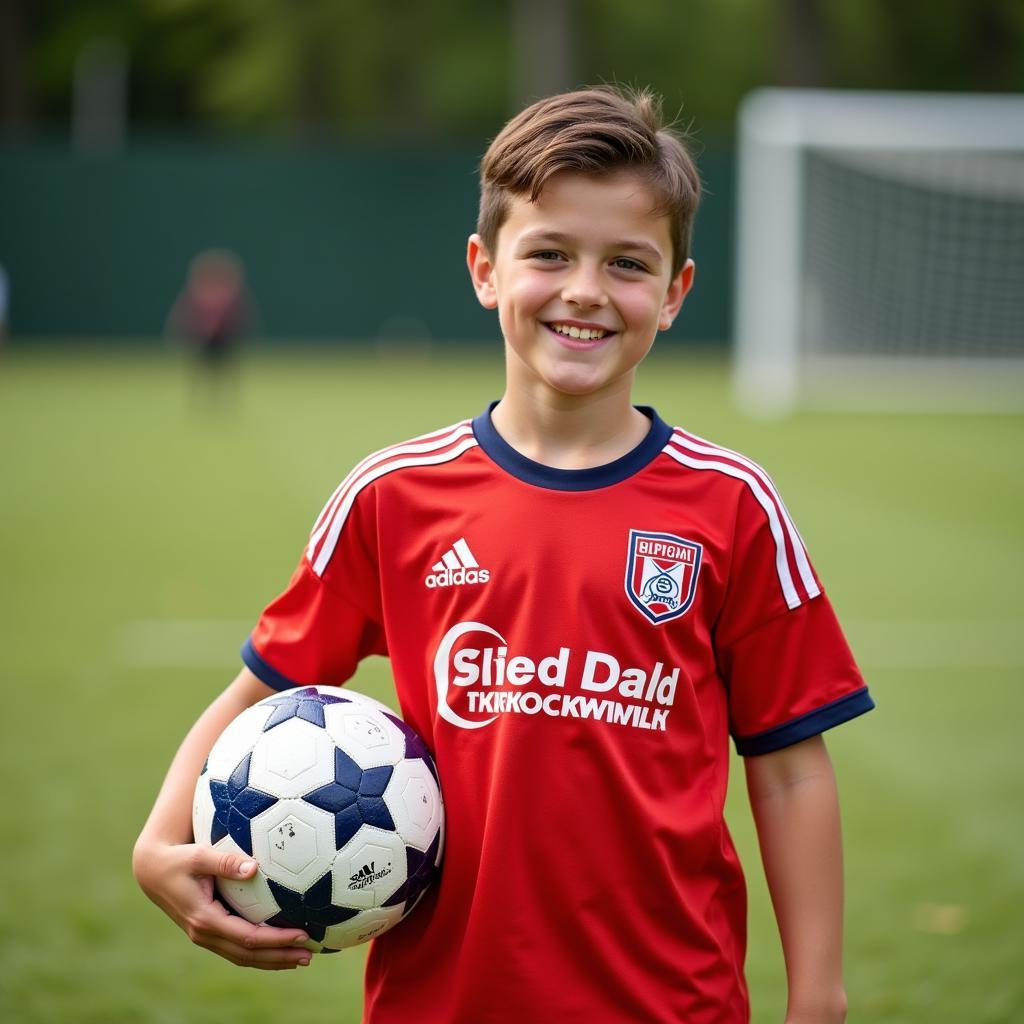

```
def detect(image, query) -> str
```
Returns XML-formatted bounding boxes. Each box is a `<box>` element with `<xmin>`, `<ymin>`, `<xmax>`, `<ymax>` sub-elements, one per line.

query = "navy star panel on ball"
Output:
<box><xmin>261</xmin><ymin>687</ymin><xmax>348</xmax><ymax>731</ymax></box>
<box><xmin>267</xmin><ymin>874</ymin><xmax>359</xmax><ymax>944</ymax></box>
<box><xmin>383</xmin><ymin>831</ymin><xmax>443</xmax><ymax>910</ymax></box>
<box><xmin>209</xmin><ymin>752</ymin><xmax>277</xmax><ymax>855</ymax></box>
<box><xmin>304</xmin><ymin>748</ymin><xmax>395</xmax><ymax>847</ymax></box>
<box><xmin>384</xmin><ymin>712</ymin><xmax>440</xmax><ymax>784</ymax></box>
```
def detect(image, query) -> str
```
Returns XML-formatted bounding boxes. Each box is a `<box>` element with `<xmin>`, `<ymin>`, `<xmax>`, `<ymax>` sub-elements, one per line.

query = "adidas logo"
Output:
<box><xmin>348</xmin><ymin>860</ymin><xmax>392</xmax><ymax>890</ymax></box>
<box><xmin>425</xmin><ymin>537</ymin><xmax>491</xmax><ymax>589</ymax></box>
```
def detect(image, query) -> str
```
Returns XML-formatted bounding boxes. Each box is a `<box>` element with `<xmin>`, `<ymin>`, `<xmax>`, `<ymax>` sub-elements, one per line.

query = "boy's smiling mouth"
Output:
<box><xmin>545</xmin><ymin>320</ymin><xmax>615</xmax><ymax>344</ymax></box>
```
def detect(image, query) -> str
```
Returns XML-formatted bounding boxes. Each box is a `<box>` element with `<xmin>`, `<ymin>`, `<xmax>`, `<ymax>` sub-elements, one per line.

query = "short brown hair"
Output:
<box><xmin>477</xmin><ymin>86</ymin><xmax>701</xmax><ymax>275</ymax></box>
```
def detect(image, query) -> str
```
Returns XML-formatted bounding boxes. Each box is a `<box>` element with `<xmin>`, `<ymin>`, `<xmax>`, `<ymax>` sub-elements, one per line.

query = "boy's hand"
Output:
<box><xmin>133</xmin><ymin>839</ymin><xmax>312</xmax><ymax>970</ymax></box>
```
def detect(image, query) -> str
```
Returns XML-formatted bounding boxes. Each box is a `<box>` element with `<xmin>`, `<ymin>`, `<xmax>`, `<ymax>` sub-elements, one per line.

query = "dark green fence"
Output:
<box><xmin>0</xmin><ymin>141</ymin><xmax>733</xmax><ymax>344</ymax></box>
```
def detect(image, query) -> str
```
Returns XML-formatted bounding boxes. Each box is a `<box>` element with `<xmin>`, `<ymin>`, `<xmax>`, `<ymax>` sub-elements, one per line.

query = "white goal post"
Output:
<box><xmin>732</xmin><ymin>88</ymin><xmax>1024</xmax><ymax>415</ymax></box>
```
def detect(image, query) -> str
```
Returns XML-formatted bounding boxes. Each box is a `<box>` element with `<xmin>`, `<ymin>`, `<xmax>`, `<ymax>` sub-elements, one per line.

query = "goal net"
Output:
<box><xmin>732</xmin><ymin>89</ymin><xmax>1024</xmax><ymax>414</ymax></box>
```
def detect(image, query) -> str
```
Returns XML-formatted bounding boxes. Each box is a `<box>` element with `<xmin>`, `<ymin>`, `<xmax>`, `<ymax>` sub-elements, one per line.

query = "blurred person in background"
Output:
<box><xmin>165</xmin><ymin>248</ymin><xmax>258</xmax><ymax>407</ymax></box>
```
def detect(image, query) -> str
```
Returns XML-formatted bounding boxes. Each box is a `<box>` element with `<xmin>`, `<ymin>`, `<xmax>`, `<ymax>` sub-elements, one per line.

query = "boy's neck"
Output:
<box><xmin>490</xmin><ymin>380</ymin><xmax>651</xmax><ymax>471</ymax></box>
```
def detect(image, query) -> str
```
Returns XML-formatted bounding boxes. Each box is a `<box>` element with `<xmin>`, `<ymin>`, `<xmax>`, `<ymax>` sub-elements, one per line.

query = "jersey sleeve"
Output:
<box><xmin>242</xmin><ymin>479</ymin><xmax>387</xmax><ymax>691</ymax></box>
<box><xmin>715</xmin><ymin>484</ymin><xmax>873</xmax><ymax>756</ymax></box>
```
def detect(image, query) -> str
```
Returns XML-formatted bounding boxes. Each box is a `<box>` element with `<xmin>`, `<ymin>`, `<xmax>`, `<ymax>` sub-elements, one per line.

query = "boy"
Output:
<box><xmin>134</xmin><ymin>87</ymin><xmax>873</xmax><ymax>1023</ymax></box>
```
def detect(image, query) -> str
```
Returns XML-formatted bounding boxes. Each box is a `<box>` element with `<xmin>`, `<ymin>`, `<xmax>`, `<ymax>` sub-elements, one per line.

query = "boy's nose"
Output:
<box><xmin>561</xmin><ymin>266</ymin><xmax>607</xmax><ymax>309</ymax></box>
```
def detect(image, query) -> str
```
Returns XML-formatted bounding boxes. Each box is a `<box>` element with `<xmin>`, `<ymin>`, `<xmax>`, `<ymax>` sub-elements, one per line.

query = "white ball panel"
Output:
<box><xmin>212</xmin><ymin>835</ymin><xmax>281</xmax><ymax>924</ymax></box>
<box><xmin>321</xmin><ymin>905</ymin><xmax>405</xmax><ymax>950</ymax></box>
<box><xmin>340</xmin><ymin>689</ymin><xmax>398</xmax><ymax>718</ymax></box>
<box><xmin>332</xmin><ymin>826</ymin><xmax>408</xmax><ymax>910</ymax></box>
<box><xmin>435</xmin><ymin>813</ymin><xmax>446</xmax><ymax>867</ymax></box>
<box><xmin>192</xmin><ymin>772</ymin><xmax>216</xmax><ymax>845</ymax></box>
<box><xmin>323</xmin><ymin>702</ymin><xmax>406</xmax><ymax>770</ymax></box>
<box><xmin>248</xmin><ymin>717</ymin><xmax>336</xmax><ymax>797</ymax></box>
<box><xmin>206</xmin><ymin>704</ymin><xmax>273</xmax><ymax>778</ymax></box>
<box><xmin>385</xmin><ymin>759</ymin><xmax>444</xmax><ymax>850</ymax></box>
<box><xmin>250</xmin><ymin>799</ymin><xmax>335</xmax><ymax>892</ymax></box>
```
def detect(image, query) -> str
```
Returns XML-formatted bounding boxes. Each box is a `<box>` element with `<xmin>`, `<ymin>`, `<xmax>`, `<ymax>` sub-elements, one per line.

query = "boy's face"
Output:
<box><xmin>468</xmin><ymin>170</ymin><xmax>694</xmax><ymax>403</ymax></box>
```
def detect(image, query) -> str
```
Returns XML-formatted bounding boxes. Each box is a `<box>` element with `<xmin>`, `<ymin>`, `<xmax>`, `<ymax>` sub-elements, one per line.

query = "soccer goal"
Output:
<box><xmin>732</xmin><ymin>88</ymin><xmax>1024</xmax><ymax>415</ymax></box>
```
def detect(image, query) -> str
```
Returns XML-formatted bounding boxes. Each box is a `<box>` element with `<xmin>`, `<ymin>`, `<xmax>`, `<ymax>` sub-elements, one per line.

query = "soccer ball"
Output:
<box><xmin>192</xmin><ymin>685</ymin><xmax>444</xmax><ymax>952</ymax></box>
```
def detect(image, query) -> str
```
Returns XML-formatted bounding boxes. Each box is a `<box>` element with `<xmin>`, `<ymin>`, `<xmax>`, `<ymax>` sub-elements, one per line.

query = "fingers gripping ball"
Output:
<box><xmin>193</xmin><ymin>686</ymin><xmax>444</xmax><ymax>952</ymax></box>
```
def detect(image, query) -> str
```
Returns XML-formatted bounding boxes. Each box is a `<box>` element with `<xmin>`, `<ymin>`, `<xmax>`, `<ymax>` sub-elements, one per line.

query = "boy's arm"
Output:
<box><xmin>132</xmin><ymin>667</ymin><xmax>312</xmax><ymax>969</ymax></box>
<box><xmin>744</xmin><ymin>735</ymin><xmax>848</xmax><ymax>1024</ymax></box>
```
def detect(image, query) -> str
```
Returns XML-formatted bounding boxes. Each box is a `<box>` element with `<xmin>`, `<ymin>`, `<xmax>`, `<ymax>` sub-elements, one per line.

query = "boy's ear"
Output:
<box><xmin>658</xmin><ymin>259</ymin><xmax>696</xmax><ymax>331</ymax></box>
<box><xmin>467</xmin><ymin>234</ymin><xmax>498</xmax><ymax>310</ymax></box>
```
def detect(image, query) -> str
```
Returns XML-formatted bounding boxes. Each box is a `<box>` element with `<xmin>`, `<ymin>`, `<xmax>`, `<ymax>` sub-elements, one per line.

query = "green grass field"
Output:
<box><xmin>1</xmin><ymin>345</ymin><xmax>1021</xmax><ymax>1023</ymax></box>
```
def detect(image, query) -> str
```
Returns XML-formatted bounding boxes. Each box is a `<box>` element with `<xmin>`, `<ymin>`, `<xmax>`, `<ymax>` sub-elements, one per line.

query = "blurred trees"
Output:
<box><xmin>2</xmin><ymin>0</ymin><xmax>1023</xmax><ymax>142</ymax></box>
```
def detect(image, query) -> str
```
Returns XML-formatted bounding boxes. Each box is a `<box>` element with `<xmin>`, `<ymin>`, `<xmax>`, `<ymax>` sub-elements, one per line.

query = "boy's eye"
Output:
<box><xmin>531</xmin><ymin>250</ymin><xmax>566</xmax><ymax>262</ymax></box>
<box><xmin>612</xmin><ymin>257</ymin><xmax>646</xmax><ymax>272</ymax></box>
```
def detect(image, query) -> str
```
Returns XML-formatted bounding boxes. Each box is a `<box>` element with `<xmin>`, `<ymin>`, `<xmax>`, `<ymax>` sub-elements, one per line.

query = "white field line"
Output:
<box><xmin>115</xmin><ymin>619</ymin><xmax>252</xmax><ymax>668</ymax></box>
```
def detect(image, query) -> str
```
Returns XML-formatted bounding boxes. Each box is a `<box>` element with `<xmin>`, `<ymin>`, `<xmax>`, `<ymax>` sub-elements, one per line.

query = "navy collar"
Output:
<box><xmin>471</xmin><ymin>402</ymin><xmax>673</xmax><ymax>491</ymax></box>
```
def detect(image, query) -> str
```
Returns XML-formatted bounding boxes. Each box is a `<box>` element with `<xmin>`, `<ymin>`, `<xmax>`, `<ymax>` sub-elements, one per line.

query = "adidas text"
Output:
<box><xmin>425</xmin><ymin>566</ymin><xmax>491</xmax><ymax>588</ymax></box>
<box><xmin>348</xmin><ymin>861</ymin><xmax>392</xmax><ymax>890</ymax></box>
<box><xmin>425</xmin><ymin>538</ymin><xmax>490</xmax><ymax>588</ymax></box>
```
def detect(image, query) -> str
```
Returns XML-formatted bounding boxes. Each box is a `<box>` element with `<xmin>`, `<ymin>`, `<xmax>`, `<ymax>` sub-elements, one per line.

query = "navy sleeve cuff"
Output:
<box><xmin>241</xmin><ymin>636</ymin><xmax>301</xmax><ymax>692</ymax></box>
<box><xmin>734</xmin><ymin>687</ymin><xmax>875</xmax><ymax>756</ymax></box>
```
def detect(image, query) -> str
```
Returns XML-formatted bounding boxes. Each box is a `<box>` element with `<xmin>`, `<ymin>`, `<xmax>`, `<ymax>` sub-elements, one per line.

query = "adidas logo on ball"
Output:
<box><xmin>349</xmin><ymin>860</ymin><xmax>393</xmax><ymax>890</ymax></box>
<box><xmin>425</xmin><ymin>538</ymin><xmax>491</xmax><ymax>588</ymax></box>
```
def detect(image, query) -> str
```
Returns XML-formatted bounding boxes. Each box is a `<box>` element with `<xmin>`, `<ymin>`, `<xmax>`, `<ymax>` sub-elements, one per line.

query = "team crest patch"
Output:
<box><xmin>625</xmin><ymin>530</ymin><xmax>703</xmax><ymax>624</ymax></box>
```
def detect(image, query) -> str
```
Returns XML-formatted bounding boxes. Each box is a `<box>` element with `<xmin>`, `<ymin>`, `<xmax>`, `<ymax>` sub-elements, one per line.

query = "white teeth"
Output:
<box><xmin>550</xmin><ymin>323</ymin><xmax>606</xmax><ymax>340</ymax></box>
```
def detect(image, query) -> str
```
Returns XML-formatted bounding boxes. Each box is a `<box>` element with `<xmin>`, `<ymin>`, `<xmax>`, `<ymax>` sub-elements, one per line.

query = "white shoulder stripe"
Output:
<box><xmin>308</xmin><ymin>421</ymin><xmax>473</xmax><ymax>554</ymax></box>
<box><xmin>674</xmin><ymin>429</ymin><xmax>808</xmax><ymax>555</ymax></box>
<box><xmin>661</xmin><ymin>443</ymin><xmax>806</xmax><ymax>609</ymax></box>
<box><xmin>670</xmin><ymin>431</ymin><xmax>819</xmax><ymax>602</ymax></box>
<box><xmin>310</xmin><ymin>434</ymin><xmax>479</xmax><ymax>577</ymax></box>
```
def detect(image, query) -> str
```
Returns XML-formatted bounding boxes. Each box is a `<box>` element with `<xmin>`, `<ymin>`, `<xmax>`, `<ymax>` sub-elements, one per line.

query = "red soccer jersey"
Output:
<box><xmin>243</xmin><ymin>406</ymin><xmax>872</xmax><ymax>1023</ymax></box>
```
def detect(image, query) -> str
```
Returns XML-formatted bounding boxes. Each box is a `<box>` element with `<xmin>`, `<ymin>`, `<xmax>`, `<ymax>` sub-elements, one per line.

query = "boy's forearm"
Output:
<box><xmin>745</xmin><ymin>736</ymin><xmax>847</xmax><ymax>1024</ymax></box>
<box><xmin>135</xmin><ymin>668</ymin><xmax>273</xmax><ymax>851</ymax></box>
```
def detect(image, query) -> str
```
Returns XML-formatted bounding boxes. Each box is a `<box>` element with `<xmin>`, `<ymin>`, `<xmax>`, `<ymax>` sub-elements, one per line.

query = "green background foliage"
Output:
<box><xmin>3</xmin><ymin>0</ymin><xmax>1021</xmax><ymax>342</ymax></box>
<box><xmin>9</xmin><ymin>0</ymin><xmax>1024</xmax><ymax>141</ymax></box>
